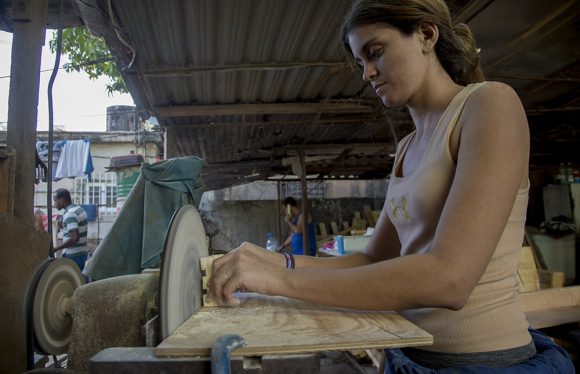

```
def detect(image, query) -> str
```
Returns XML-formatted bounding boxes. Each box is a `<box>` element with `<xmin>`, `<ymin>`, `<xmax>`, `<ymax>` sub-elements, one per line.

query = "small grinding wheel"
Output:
<box><xmin>160</xmin><ymin>204</ymin><xmax>209</xmax><ymax>340</ymax></box>
<box><xmin>32</xmin><ymin>258</ymin><xmax>85</xmax><ymax>355</ymax></box>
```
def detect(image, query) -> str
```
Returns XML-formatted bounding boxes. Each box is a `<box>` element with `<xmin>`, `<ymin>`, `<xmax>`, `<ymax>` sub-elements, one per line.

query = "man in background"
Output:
<box><xmin>281</xmin><ymin>197</ymin><xmax>317</xmax><ymax>256</ymax></box>
<box><xmin>53</xmin><ymin>188</ymin><xmax>89</xmax><ymax>271</ymax></box>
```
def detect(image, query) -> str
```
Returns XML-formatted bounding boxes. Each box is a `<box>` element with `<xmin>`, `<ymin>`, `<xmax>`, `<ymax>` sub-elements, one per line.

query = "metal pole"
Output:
<box><xmin>46</xmin><ymin>0</ymin><xmax>64</xmax><ymax>256</ymax></box>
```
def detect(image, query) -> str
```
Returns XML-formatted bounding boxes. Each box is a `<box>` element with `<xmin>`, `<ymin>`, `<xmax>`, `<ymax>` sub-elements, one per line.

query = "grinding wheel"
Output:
<box><xmin>160</xmin><ymin>204</ymin><xmax>209</xmax><ymax>339</ymax></box>
<box><xmin>31</xmin><ymin>258</ymin><xmax>85</xmax><ymax>355</ymax></box>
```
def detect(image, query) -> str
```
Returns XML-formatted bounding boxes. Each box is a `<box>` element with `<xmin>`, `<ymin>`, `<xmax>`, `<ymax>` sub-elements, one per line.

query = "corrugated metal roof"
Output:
<box><xmin>116</xmin><ymin>0</ymin><xmax>369</xmax><ymax>108</ymax></box>
<box><xmin>73</xmin><ymin>0</ymin><xmax>580</xmax><ymax>189</ymax></box>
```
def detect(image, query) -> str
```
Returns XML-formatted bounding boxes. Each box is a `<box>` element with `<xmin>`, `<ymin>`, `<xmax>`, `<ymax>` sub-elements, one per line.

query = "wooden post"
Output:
<box><xmin>0</xmin><ymin>147</ymin><xmax>16</xmax><ymax>218</ymax></box>
<box><xmin>6</xmin><ymin>0</ymin><xmax>48</xmax><ymax>225</ymax></box>
<box><xmin>299</xmin><ymin>150</ymin><xmax>309</xmax><ymax>255</ymax></box>
<box><xmin>276</xmin><ymin>180</ymin><xmax>282</xmax><ymax>245</ymax></box>
<box><xmin>164</xmin><ymin>128</ymin><xmax>176</xmax><ymax>159</ymax></box>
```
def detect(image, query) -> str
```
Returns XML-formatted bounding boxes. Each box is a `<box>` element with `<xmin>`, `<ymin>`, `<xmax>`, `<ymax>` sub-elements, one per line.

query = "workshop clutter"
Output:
<box><xmin>317</xmin><ymin>205</ymin><xmax>379</xmax><ymax>254</ymax></box>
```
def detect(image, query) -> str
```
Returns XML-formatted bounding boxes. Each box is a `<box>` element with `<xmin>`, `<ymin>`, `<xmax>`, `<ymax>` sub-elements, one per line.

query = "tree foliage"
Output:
<box><xmin>49</xmin><ymin>26</ymin><xmax>127</xmax><ymax>95</ymax></box>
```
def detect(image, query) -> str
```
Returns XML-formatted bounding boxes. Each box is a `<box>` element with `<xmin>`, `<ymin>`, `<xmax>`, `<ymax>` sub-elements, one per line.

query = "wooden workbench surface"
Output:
<box><xmin>155</xmin><ymin>293</ymin><xmax>432</xmax><ymax>357</ymax></box>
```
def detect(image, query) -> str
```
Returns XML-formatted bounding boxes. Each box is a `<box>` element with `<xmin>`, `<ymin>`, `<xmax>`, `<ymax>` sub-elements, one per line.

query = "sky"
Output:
<box><xmin>0</xmin><ymin>30</ymin><xmax>135</xmax><ymax>132</ymax></box>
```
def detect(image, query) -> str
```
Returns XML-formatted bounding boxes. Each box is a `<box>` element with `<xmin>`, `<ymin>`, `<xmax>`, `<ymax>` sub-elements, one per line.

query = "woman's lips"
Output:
<box><xmin>374</xmin><ymin>83</ymin><xmax>385</xmax><ymax>94</ymax></box>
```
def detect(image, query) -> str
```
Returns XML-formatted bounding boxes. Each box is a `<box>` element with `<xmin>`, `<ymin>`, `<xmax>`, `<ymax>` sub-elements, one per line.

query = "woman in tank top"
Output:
<box><xmin>207</xmin><ymin>1</ymin><xmax>573</xmax><ymax>372</ymax></box>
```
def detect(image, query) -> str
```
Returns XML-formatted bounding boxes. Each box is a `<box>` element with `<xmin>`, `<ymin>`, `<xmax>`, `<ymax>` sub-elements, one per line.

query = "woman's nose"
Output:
<box><xmin>362</xmin><ymin>63</ymin><xmax>377</xmax><ymax>82</ymax></box>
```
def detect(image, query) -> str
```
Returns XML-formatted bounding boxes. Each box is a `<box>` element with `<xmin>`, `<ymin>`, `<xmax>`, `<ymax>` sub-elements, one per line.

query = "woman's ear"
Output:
<box><xmin>418</xmin><ymin>23</ymin><xmax>439</xmax><ymax>53</ymax></box>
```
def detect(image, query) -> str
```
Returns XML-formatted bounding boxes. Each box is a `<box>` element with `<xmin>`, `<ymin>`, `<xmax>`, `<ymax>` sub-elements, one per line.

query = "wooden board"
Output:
<box><xmin>200</xmin><ymin>255</ymin><xmax>224</xmax><ymax>307</ymax></box>
<box><xmin>363</xmin><ymin>205</ymin><xmax>376</xmax><ymax>227</ymax></box>
<box><xmin>520</xmin><ymin>285</ymin><xmax>580</xmax><ymax>312</ymax></box>
<box><xmin>156</xmin><ymin>294</ymin><xmax>432</xmax><ymax>357</ymax></box>
<box><xmin>330</xmin><ymin>222</ymin><xmax>339</xmax><ymax>235</ymax></box>
<box><xmin>520</xmin><ymin>286</ymin><xmax>580</xmax><ymax>328</ymax></box>
<box><xmin>517</xmin><ymin>246</ymin><xmax>540</xmax><ymax>292</ymax></box>
<box><xmin>526</xmin><ymin>306</ymin><xmax>580</xmax><ymax>329</ymax></box>
<box><xmin>318</xmin><ymin>223</ymin><xmax>328</xmax><ymax>239</ymax></box>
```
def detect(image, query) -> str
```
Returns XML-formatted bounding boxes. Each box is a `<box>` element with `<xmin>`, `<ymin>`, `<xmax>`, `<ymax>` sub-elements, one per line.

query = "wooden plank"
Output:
<box><xmin>517</xmin><ymin>246</ymin><xmax>540</xmax><ymax>292</ymax></box>
<box><xmin>520</xmin><ymin>286</ymin><xmax>580</xmax><ymax>312</ymax></box>
<box><xmin>537</xmin><ymin>269</ymin><xmax>565</xmax><ymax>289</ymax></box>
<box><xmin>365</xmin><ymin>348</ymin><xmax>385</xmax><ymax>369</ymax></box>
<box><xmin>524</xmin><ymin>228</ymin><xmax>547</xmax><ymax>270</ymax></box>
<box><xmin>520</xmin><ymin>286</ymin><xmax>580</xmax><ymax>328</ymax></box>
<box><xmin>156</xmin><ymin>294</ymin><xmax>432</xmax><ymax>357</ymax></box>
<box><xmin>318</xmin><ymin>223</ymin><xmax>328</xmax><ymax>239</ymax></box>
<box><xmin>372</xmin><ymin>210</ymin><xmax>381</xmax><ymax>224</ymax></box>
<box><xmin>526</xmin><ymin>306</ymin><xmax>580</xmax><ymax>329</ymax></box>
<box><xmin>330</xmin><ymin>222</ymin><xmax>339</xmax><ymax>236</ymax></box>
<box><xmin>363</xmin><ymin>205</ymin><xmax>376</xmax><ymax>227</ymax></box>
<box><xmin>200</xmin><ymin>255</ymin><xmax>223</xmax><ymax>307</ymax></box>
<box><xmin>352</xmin><ymin>212</ymin><xmax>363</xmax><ymax>230</ymax></box>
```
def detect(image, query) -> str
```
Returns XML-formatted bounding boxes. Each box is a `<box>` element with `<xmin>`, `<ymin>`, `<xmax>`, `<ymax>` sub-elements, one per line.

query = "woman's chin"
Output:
<box><xmin>379</xmin><ymin>96</ymin><xmax>400</xmax><ymax>108</ymax></box>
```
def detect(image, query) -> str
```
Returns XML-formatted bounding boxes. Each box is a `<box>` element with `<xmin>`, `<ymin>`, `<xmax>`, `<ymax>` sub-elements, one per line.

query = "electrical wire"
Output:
<box><xmin>0</xmin><ymin>57</ymin><xmax>116</xmax><ymax>80</ymax></box>
<box><xmin>47</xmin><ymin>0</ymin><xmax>64</xmax><ymax>257</ymax></box>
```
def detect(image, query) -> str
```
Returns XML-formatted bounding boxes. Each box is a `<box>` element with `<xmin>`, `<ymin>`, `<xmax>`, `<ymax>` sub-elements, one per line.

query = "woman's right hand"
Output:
<box><xmin>206</xmin><ymin>242</ymin><xmax>287</xmax><ymax>305</ymax></box>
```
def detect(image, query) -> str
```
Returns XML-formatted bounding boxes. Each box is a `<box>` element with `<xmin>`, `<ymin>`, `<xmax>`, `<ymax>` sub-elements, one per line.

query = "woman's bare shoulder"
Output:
<box><xmin>468</xmin><ymin>81</ymin><xmax>524</xmax><ymax>112</ymax></box>
<box><xmin>462</xmin><ymin>81</ymin><xmax>528</xmax><ymax>136</ymax></box>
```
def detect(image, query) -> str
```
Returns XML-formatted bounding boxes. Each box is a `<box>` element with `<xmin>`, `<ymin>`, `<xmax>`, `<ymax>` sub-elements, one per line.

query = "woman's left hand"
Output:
<box><xmin>207</xmin><ymin>242</ymin><xmax>287</xmax><ymax>306</ymax></box>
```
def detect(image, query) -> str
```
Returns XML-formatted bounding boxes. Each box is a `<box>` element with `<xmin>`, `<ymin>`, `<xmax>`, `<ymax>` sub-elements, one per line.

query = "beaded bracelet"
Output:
<box><xmin>283</xmin><ymin>252</ymin><xmax>295</xmax><ymax>269</ymax></box>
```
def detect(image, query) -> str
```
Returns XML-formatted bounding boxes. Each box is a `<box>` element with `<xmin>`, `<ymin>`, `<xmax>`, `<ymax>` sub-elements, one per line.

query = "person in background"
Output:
<box><xmin>281</xmin><ymin>197</ymin><xmax>317</xmax><ymax>256</ymax></box>
<box><xmin>209</xmin><ymin>0</ymin><xmax>574</xmax><ymax>372</ymax></box>
<box><xmin>34</xmin><ymin>209</ymin><xmax>48</xmax><ymax>231</ymax></box>
<box><xmin>53</xmin><ymin>188</ymin><xmax>89</xmax><ymax>271</ymax></box>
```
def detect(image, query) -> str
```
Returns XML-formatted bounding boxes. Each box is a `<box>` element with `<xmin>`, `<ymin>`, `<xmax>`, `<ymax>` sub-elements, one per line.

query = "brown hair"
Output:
<box><xmin>340</xmin><ymin>0</ymin><xmax>485</xmax><ymax>86</ymax></box>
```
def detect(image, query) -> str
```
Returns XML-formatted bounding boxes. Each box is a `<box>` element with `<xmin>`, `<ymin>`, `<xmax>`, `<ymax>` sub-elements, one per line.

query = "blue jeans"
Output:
<box><xmin>384</xmin><ymin>329</ymin><xmax>574</xmax><ymax>373</ymax></box>
<box><xmin>63</xmin><ymin>252</ymin><xmax>88</xmax><ymax>272</ymax></box>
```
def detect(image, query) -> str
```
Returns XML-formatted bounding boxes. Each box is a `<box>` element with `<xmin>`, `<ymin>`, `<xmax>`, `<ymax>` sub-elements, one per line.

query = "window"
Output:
<box><xmin>88</xmin><ymin>186</ymin><xmax>101</xmax><ymax>206</ymax></box>
<box><xmin>106</xmin><ymin>186</ymin><xmax>117</xmax><ymax>207</ymax></box>
<box><xmin>73</xmin><ymin>172</ymin><xmax>117</xmax><ymax>214</ymax></box>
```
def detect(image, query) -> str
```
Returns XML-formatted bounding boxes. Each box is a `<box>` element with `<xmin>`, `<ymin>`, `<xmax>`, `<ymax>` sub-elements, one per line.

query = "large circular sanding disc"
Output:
<box><xmin>32</xmin><ymin>258</ymin><xmax>85</xmax><ymax>355</ymax></box>
<box><xmin>160</xmin><ymin>204</ymin><xmax>208</xmax><ymax>339</ymax></box>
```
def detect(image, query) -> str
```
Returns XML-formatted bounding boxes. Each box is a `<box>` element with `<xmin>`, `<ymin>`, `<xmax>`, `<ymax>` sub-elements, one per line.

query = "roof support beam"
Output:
<box><xmin>134</xmin><ymin>62</ymin><xmax>350</xmax><ymax>77</ymax></box>
<box><xmin>153</xmin><ymin>102</ymin><xmax>376</xmax><ymax>118</ymax></box>
<box><xmin>162</xmin><ymin>115</ymin><xmax>386</xmax><ymax>129</ymax></box>
<box><xmin>453</xmin><ymin>0</ymin><xmax>496</xmax><ymax>24</ymax></box>
<box><xmin>484</xmin><ymin>1</ymin><xmax>579</xmax><ymax>71</ymax></box>
<box><xmin>281</xmin><ymin>143</ymin><xmax>395</xmax><ymax>156</ymax></box>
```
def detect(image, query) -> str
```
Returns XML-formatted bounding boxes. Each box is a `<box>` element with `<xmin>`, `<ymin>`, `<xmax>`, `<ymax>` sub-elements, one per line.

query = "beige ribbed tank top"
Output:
<box><xmin>386</xmin><ymin>82</ymin><xmax>532</xmax><ymax>353</ymax></box>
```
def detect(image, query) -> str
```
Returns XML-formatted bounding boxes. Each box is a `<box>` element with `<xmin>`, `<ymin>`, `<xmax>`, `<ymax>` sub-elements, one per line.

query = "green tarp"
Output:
<box><xmin>85</xmin><ymin>157</ymin><xmax>205</xmax><ymax>280</ymax></box>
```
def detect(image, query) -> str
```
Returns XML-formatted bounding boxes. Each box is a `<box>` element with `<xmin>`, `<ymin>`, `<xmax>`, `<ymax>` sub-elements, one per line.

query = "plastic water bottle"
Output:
<box><xmin>336</xmin><ymin>235</ymin><xmax>345</xmax><ymax>255</ymax></box>
<box><xmin>266</xmin><ymin>232</ymin><xmax>279</xmax><ymax>252</ymax></box>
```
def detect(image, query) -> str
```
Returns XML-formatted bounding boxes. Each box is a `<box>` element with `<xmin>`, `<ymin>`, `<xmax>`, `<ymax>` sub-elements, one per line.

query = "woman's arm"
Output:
<box><xmin>279</xmin><ymin>83</ymin><xmax>529</xmax><ymax>310</ymax></box>
<box><xmin>209</xmin><ymin>83</ymin><xmax>529</xmax><ymax>310</ymax></box>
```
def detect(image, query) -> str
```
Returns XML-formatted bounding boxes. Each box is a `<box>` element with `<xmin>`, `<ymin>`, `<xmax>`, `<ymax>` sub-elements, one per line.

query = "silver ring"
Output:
<box><xmin>224</xmin><ymin>272</ymin><xmax>228</xmax><ymax>280</ymax></box>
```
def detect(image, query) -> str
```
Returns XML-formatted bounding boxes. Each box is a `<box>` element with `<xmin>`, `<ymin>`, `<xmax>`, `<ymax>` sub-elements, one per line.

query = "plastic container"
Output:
<box><xmin>266</xmin><ymin>233</ymin><xmax>279</xmax><ymax>252</ymax></box>
<box><xmin>336</xmin><ymin>235</ymin><xmax>345</xmax><ymax>255</ymax></box>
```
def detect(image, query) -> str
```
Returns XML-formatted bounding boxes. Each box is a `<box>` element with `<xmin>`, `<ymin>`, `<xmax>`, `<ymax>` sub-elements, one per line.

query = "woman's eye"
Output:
<box><xmin>369</xmin><ymin>47</ymin><xmax>382</xmax><ymax>59</ymax></box>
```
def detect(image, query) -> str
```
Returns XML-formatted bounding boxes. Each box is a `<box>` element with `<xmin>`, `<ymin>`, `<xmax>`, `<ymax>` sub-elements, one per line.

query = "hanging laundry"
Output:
<box><xmin>54</xmin><ymin>139</ymin><xmax>94</xmax><ymax>180</ymax></box>
<box><xmin>36</xmin><ymin>140</ymin><xmax>66</xmax><ymax>180</ymax></box>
